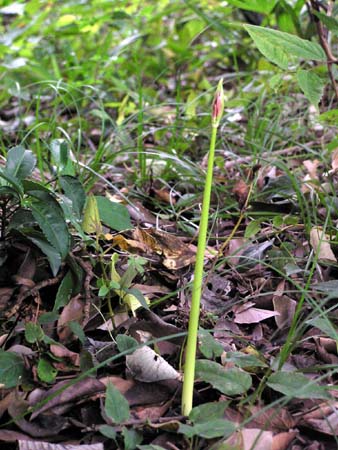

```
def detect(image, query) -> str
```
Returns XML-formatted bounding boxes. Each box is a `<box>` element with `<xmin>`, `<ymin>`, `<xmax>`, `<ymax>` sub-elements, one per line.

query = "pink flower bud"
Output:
<box><xmin>212</xmin><ymin>78</ymin><xmax>224</xmax><ymax>127</ymax></box>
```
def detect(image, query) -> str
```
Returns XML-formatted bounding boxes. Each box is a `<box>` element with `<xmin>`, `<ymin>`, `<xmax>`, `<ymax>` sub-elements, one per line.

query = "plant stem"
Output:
<box><xmin>181</xmin><ymin>125</ymin><xmax>218</xmax><ymax>416</ymax></box>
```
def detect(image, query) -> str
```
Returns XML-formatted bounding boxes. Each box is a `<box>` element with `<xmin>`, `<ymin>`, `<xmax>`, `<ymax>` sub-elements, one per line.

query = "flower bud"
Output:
<box><xmin>212</xmin><ymin>78</ymin><xmax>224</xmax><ymax>127</ymax></box>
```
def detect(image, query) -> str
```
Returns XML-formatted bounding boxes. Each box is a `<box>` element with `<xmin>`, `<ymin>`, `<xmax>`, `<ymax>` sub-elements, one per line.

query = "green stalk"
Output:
<box><xmin>181</xmin><ymin>79</ymin><xmax>224</xmax><ymax>416</ymax></box>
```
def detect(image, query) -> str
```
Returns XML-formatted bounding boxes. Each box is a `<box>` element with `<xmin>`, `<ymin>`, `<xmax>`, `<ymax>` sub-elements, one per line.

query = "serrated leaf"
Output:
<box><xmin>25</xmin><ymin>322</ymin><xmax>44</xmax><ymax>343</ymax></box>
<box><xmin>5</xmin><ymin>145</ymin><xmax>36</xmax><ymax>180</ymax></box>
<box><xmin>29</xmin><ymin>191</ymin><xmax>70</xmax><ymax>259</ymax></box>
<box><xmin>267</xmin><ymin>372</ymin><xmax>330</xmax><ymax>399</ymax></box>
<box><xmin>96</xmin><ymin>196</ymin><xmax>131</xmax><ymax>231</ymax></box>
<box><xmin>244</xmin><ymin>25</ymin><xmax>326</xmax><ymax>69</ymax></box>
<box><xmin>59</xmin><ymin>175</ymin><xmax>86</xmax><ymax>218</ymax></box>
<box><xmin>105</xmin><ymin>381</ymin><xmax>130</xmax><ymax>423</ymax></box>
<box><xmin>37</xmin><ymin>358</ymin><xmax>58</xmax><ymax>383</ymax></box>
<box><xmin>54</xmin><ymin>270</ymin><xmax>73</xmax><ymax>311</ymax></box>
<box><xmin>0</xmin><ymin>350</ymin><xmax>25</xmax><ymax>388</ymax></box>
<box><xmin>297</xmin><ymin>70</ymin><xmax>325</xmax><ymax>107</ymax></box>
<box><xmin>195</xmin><ymin>360</ymin><xmax>252</xmax><ymax>395</ymax></box>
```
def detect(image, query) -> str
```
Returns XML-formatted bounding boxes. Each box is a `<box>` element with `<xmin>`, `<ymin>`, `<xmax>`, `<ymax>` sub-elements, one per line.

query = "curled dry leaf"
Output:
<box><xmin>126</xmin><ymin>346</ymin><xmax>181</xmax><ymax>382</ymax></box>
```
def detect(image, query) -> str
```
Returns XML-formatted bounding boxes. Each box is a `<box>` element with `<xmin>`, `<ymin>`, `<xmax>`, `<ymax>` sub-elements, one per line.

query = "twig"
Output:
<box><xmin>309</xmin><ymin>0</ymin><xmax>338</xmax><ymax>101</ymax></box>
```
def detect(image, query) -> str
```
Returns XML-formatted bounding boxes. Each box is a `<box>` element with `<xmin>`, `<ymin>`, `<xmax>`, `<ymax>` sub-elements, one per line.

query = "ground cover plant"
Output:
<box><xmin>0</xmin><ymin>0</ymin><xmax>338</xmax><ymax>449</ymax></box>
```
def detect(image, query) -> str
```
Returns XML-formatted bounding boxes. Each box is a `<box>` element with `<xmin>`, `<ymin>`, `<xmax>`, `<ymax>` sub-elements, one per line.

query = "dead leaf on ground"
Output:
<box><xmin>233</xmin><ymin>302</ymin><xmax>279</xmax><ymax>324</ymax></box>
<box><xmin>310</xmin><ymin>227</ymin><xmax>337</xmax><ymax>264</ymax></box>
<box><xmin>133</xmin><ymin>227</ymin><xmax>195</xmax><ymax>269</ymax></box>
<box><xmin>57</xmin><ymin>295</ymin><xmax>84</xmax><ymax>343</ymax></box>
<box><xmin>273</xmin><ymin>295</ymin><xmax>296</xmax><ymax>330</ymax></box>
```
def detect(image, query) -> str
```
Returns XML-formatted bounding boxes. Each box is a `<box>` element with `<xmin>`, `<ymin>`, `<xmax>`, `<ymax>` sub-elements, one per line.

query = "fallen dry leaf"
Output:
<box><xmin>310</xmin><ymin>227</ymin><xmax>337</xmax><ymax>264</ymax></box>
<box><xmin>57</xmin><ymin>295</ymin><xmax>84</xmax><ymax>343</ymax></box>
<box><xmin>234</xmin><ymin>302</ymin><xmax>279</xmax><ymax>324</ymax></box>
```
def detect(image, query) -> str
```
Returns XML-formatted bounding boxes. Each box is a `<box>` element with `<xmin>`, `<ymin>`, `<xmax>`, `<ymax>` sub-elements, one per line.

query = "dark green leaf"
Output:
<box><xmin>195</xmin><ymin>360</ymin><xmax>252</xmax><ymax>395</ymax></box>
<box><xmin>306</xmin><ymin>317</ymin><xmax>338</xmax><ymax>341</ymax></box>
<box><xmin>179</xmin><ymin>419</ymin><xmax>236</xmax><ymax>439</ymax></box>
<box><xmin>105</xmin><ymin>382</ymin><xmax>130</xmax><ymax>423</ymax></box>
<box><xmin>59</xmin><ymin>176</ymin><xmax>86</xmax><ymax>218</ymax></box>
<box><xmin>23</xmin><ymin>230</ymin><xmax>62</xmax><ymax>276</ymax></box>
<box><xmin>54</xmin><ymin>270</ymin><xmax>73</xmax><ymax>311</ymax></box>
<box><xmin>95</xmin><ymin>196</ymin><xmax>132</xmax><ymax>231</ymax></box>
<box><xmin>29</xmin><ymin>191</ymin><xmax>70</xmax><ymax>259</ymax></box>
<box><xmin>313</xmin><ymin>11</ymin><xmax>338</xmax><ymax>36</ymax></box>
<box><xmin>225</xmin><ymin>351</ymin><xmax>267</xmax><ymax>369</ymax></box>
<box><xmin>189</xmin><ymin>401</ymin><xmax>229</xmax><ymax>423</ymax></box>
<box><xmin>199</xmin><ymin>330</ymin><xmax>224</xmax><ymax>359</ymax></box>
<box><xmin>0</xmin><ymin>168</ymin><xmax>23</xmax><ymax>196</ymax></box>
<box><xmin>0</xmin><ymin>350</ymin><xmax>25</xmax><ymax>388</ymax></box>
<box><xmin>5</xmin><ymin>146</ymin><xmax>36</xmax><ymax>180</ymax></box>
<box><xmin>267</xmin><ymin>372</ymin><xmax>330</xmax><ymax>399</ymax></box>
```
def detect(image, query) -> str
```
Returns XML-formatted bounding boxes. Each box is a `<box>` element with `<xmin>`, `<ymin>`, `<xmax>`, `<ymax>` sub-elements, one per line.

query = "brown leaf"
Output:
<box><xmin>273</xmin><ymin>295</ymin><xmax>296</xmax><ymax>330</ymax></box>
<box><xmin>50</xmin><ymin>344</ymin><xmax>80</xmax><ymax>367</ymax></box>
<box><xmin>233</xmin><ymin>179</ymin><xmax>249</xmax><ymax>207</ymax></box>
<box><xmin>234</xmin><ymin>303</ymin><xmax>279</xmax><ymax>324</ymax></box>
<box><xmin>310</xmin><ymin>227</ymin><xmax>337</xmax><ymax>264</ymax></box>
<box><xmin>272</xmin><ymin>431</ymin><xmax>298</xmax><ymax>450</ymax></box>
<box><xmin>30</xmin><ymin>378</ymin><xmax>106</xmax><ymax>420</ymax></box>
<box><xmin>57</xmin><ymin>295</ymin><xmax>84</xmax><ymax>343</ymax></box>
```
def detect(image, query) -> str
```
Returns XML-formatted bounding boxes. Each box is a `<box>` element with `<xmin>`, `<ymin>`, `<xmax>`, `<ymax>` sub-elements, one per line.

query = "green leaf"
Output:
<box><xmin>54</xmin><ymin>270</ymin><xmax>73</xmax><ymax>311</ymax></box>
<box><xmin>267</xmin><ymin>372</ymin><xmax>330</xmax><ymax>399</ymax></box>
<box><xmin>226</xmin><ymin>0</ymin><xmax>278</xmax><ymax>14</ymax></box>
<box><xmin>59</xmin><ymin>176</ymin><xmax>86</xmax><ymax>219</ymax></box>
<box><xmin>37</xmin><ymin>358</ymin><xmax>58</xmax><ymax>383</ymax></box>
<box><xmin>95</xmin><ymin>196</ymin><xmax>132</xmax><ymax>231</ymax></box>
<box><xmin>0</xmin><ymin>350</ymin><xmax>25</xmax><ymax>388</ymax></box>
<box><xmin>82</xmin><ymin>194</ymin><xmax>102</xmax><ymax>235</ymax></box>
<box><xmin>199</xmin><ymin>330</ymin><xmax>224</xmax><ymax>359</ymax></box>
<box><xmin>24</xmin><ymin>230</ymin><xmax>62</xmax><ymax>276</ymax></box>
<box><xmin>5</xmin><ymin>146</ymin><xmax>36</xmax><ymax>180</ymax></box>
<box><xmin>29</xmin><ymin>191</ymin><xmax>70</xmax><ymax>259</ymax></box>
<box><xmin>195</xmin><ymin>360</ymin><xmax>252</xmax><ymax>395</ymax></box>
<box><xmin>179</xmin><ymin>419</ymin><xmax>236</xmax><ymax>439</ymax></box>
<box><xmin>189</xmin><ymin>401</ymin><xmax>229</xmax><ymax>423</ymax></box>
<box><xmin>105</xmin><ymin>382</ymin><xmax>130</xmax><ymax>423</ymax></box>
<box><xmin>50</xmin><ymin>139</ymin><xmax>75</xmax><ymax>176</ymax></box>
<box><xmin>122</xmin><ymin>427</ymin><xmax>143</xmax><ymax>450</ymax></box>
<box><xmin>297</xmin><ymin>70</ymin><xmax>325</xmax><ymax>107</ymax></box>
<box><xmin>25</xmin><ymin>322</ymin><xmax>44</xmax><ymax>343</ymax></box>
<box><xmin>137</xmin><ymin>446</ymin><xmax>166</xmax><ymax>450</ymax></box>
<box><xmin>313</xmin><ymin>11</ymin><xmax>338</xmax><ymax>36</ymax></box>
<box><xmin>125</xmin><ymin>288</ymin><xmax>150</xmax><ymax>310</ymax></box>
<box><xmin>244</xmin><ymin>219</ymin><xmax>261</xmax><ymax>238</ymax></box>
<box><xmin>225</xmin><ymin>351</ymin><xmax>267</xmax><ymax>369</ymax></box>
<box><xmin>244</xmin><ymin>25</ymin><xmax>326</xmax><ymax>69</ymax></box>
<box><xmin>116</xmin><ymin>334</ymin><xmax>138</xmax><ymax>353</ymax></box>
<box><xmin>99</xmin><ymin>425</ymin><xmax>117</xmax><ymax>440</ymax></box>
<box><xmin>306</xmin><ymin>317</ymin><xmax>338</xmax><ymax>341</ymax></box>
<box><xmin>0</xmin><ymin>168</ymin><xmax>23</xmax><ymax>196</ymax></box>
<box><xmin>68</xmin><ymin>320</ymin><xmax>86</xmax><ymax>344</ymax></box>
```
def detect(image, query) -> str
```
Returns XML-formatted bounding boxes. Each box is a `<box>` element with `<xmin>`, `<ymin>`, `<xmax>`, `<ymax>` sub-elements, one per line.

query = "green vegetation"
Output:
<box><xmin>0</xmin><ymin>0</ymin><xmax>338</xmax><ymax>448</ymax></box>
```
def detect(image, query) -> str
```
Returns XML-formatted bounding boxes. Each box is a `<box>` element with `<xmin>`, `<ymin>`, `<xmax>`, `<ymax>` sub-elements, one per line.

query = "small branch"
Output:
<box><xmin>309</xmin><ymin>0</ymin><xmax>338</xmax><ymax>101</ymax></box>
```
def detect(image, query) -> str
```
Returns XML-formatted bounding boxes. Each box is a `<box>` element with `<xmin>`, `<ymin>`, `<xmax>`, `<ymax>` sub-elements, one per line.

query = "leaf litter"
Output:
<box><xmin>1</xmin><ymin>15</ymin><xmax>338</xmax><ymax>450</ymax></box>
